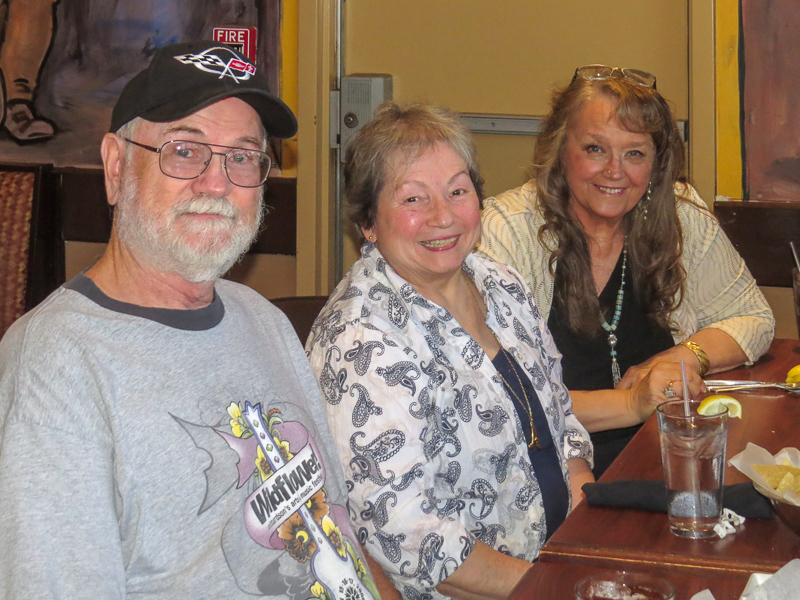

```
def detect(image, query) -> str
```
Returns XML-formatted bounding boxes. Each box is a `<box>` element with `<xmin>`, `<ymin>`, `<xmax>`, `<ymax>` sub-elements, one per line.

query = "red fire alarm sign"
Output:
<box><xmin>213</xmin><ymin>27</ymin><xmax>258</xmax><ymax>63</ymax></box>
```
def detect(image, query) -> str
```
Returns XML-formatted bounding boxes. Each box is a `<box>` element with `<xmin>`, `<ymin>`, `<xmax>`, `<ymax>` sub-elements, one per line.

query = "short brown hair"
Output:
<box><xmin>344</xmin><ymin>101</ymin><xmax>484</xmax><ymax>231</ymax></box>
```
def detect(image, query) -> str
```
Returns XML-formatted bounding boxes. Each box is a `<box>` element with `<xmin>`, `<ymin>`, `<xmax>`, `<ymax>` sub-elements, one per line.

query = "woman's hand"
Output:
<box><xmin>616</xmin><ymin>355</ymin><xmax>662</xmax><ymax>390</ymax></box>
<box><xmin>618</xmin><ymin>359</ymin><xmax>706</xmax><ymax>423</ymax></box>
<box><xmin>620</xmin><ymin>330</ymin><xmax>749</xmax><ymax>388</ymax></box>
<box><xmin>571</xmin><ymin>331</ymin><xmax>744</xmax><ymax>432</ymax></box>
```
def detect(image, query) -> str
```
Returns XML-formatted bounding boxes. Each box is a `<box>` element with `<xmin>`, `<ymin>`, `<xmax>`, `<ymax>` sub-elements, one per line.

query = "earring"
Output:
<box><xmin>642</xmin><ymin>181</ymin><xmax>652</xmax><ymax>221</ymax></box>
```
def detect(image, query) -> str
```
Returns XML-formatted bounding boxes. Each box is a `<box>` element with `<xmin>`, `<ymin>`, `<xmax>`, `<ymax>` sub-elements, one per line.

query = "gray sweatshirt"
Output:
<box><xmin>0</xmin><ymin>275</ymin><xmax>379</xmax><ymax>600</ymax></box>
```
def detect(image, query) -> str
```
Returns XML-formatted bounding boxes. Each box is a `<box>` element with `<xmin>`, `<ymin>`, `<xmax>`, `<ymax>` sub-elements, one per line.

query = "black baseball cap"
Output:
<box><xmin>110</xmin><ymin>40</ymin><xmax>297</xmax><ymax>138</ymax></box>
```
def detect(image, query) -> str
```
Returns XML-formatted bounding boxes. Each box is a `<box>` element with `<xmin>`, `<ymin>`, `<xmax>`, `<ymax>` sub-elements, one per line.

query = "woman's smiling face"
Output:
<box><xmin>362</xmin><ymin>142</ymin><xmax>481</xmax><ymax>291</ymax></box>
<box><xmin>563</xmin><ymin>95</ymin><xmax>656</xmax><ymax>232</ymax></box>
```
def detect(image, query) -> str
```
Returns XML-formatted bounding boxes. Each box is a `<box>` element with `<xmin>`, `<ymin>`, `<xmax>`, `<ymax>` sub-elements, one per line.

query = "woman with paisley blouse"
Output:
<box><xmin>306</xmin><ymin>102</ymin><xmax>593</xmax><ymax>600</ymax></box>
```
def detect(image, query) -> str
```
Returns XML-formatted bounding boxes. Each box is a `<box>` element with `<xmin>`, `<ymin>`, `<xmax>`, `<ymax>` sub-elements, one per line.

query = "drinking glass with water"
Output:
<box><xmin>657</xmin><ymin>399</ymin><xmax>729</xmax><ymax>539</ymax></box>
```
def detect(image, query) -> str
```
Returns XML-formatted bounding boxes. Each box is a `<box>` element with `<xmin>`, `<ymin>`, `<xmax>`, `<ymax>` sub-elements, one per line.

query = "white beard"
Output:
<box><xmin>114</xmin><ymin>172</ymin><xmax>264</xmax><ymax>283</ymax></box>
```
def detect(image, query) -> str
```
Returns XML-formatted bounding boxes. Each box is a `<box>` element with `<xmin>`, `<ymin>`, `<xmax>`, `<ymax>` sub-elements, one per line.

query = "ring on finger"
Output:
<box><xmin>664</xmin><ymin>381</ymin><xmax>676</xmax><ymax>398</ymax></box>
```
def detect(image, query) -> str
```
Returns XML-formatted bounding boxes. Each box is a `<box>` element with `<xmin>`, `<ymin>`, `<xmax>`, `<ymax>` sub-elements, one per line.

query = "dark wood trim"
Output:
<box><xmin>56</xmin><ymin>167</ymin><xmax>297</xmax><ymax>255</ymax></box>
<box><xmin>29</xmin><ymin>166</ymin><xmax>66</xmax><ymax>309</ymax></box>
<box><xmin>714</xmin><ymin>200</ymin><xmax>800</xmax><ymax>287</ymax></box>
<box><xmin>58</xmin><ymin>167</ymin><xmax>111</xmax><ymax>244</ymax></box>
<box><xmin>255</xmin><ymin>176</ymin><xmax>297</xmax><ymax>255</ymax></box>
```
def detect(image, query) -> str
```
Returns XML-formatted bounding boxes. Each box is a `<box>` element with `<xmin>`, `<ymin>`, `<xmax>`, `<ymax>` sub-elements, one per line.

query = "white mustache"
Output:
<box><xmin>174</xmin><ymin>196</ymin><xmax>238</xmax><ymax>219</ymax></box>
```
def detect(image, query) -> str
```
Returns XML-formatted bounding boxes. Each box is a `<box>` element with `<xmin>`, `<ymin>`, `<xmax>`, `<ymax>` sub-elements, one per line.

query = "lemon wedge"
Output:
<box><xmin>697</xmin><ymin>394</ymin><xmax>742</xmax><ymax>418</ymax></box>
<box><xmin>786</xmin><ymin>364</ymin><xmax>800</xmax><ymax>384</ymax></box>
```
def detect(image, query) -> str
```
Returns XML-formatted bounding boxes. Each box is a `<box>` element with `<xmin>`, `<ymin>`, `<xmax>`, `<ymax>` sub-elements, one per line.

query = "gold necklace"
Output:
<box><xmin>495</xmin><ymin>349</ymin><xmax>540</xmax><ymax>449</ymax></box>
<box><xmin>462</xmin><ymin>270</ymin><xmax>540</xmax><ymax>449</ymax></box>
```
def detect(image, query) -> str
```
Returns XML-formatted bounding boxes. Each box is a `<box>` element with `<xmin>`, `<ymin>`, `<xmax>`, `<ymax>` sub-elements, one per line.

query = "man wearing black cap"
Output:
<box><xmin>0</xmin><ymin>41</ymin><xmax>382</xmax><ymax>600</ymax></box>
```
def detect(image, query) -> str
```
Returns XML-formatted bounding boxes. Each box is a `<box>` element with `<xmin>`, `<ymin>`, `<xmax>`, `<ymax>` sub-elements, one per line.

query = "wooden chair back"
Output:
<box><xmin>270</xmin><ymin>295</ymin><xmax>329</xmax><ymax>346</ymax></box>
<box><xmin>0</xmin><ymin>164</ymin><xmax>63</xmax><ymax>339</ymax></box>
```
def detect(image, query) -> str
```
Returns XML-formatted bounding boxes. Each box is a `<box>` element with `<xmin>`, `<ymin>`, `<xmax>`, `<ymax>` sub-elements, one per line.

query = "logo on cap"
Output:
<box><xmin>174</xmin><ymin>46</ymin><xmax>257</xmax><ymax>83</ymax></box>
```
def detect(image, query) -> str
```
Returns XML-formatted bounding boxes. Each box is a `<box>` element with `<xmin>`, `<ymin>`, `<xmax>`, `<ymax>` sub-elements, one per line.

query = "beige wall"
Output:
<box><xmin>337</xmin><ymin>0</ymin><xmax>691</xmax><ymax>269</ymax></box>
<box><xmin>345</xmin><ymin>2</ymin><xmax>689</xmax><ymax>116</ymax></box>
<box><xmin>297</xmin><ymin>0</ymin><xmax>696</xmax><ymax>293</ymax></box>
<box><xmin>763</xmin><ymin>287</ymin><xmax>799</xmax><ymax>340</ymax></box>
<box><xmin>65</xmin><ymin>242</ymin><xmax>107</xmax><ymax>279</ymax></box>
<box><xmin>294</xmin><ymin>0</ymin><xmax>794</xmax><ymax>338</ymax></box>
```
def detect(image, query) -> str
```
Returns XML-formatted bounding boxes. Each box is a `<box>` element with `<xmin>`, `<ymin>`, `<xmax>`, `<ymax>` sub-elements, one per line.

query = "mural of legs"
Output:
<box><xmin>0</xmin><ymin>0</ymin><xmax>59</xmax><ymax>144</ymax></box>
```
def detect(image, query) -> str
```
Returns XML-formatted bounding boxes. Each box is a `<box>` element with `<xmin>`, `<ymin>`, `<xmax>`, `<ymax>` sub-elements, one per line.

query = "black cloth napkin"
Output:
<box><xmin>582</xmin><ymin>480</ymin><xmax>774</xmax><ymax>519</ymax></box>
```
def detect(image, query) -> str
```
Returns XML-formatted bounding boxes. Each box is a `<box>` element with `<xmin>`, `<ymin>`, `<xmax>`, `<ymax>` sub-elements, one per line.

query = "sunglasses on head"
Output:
<box><xmin>572</xmin><ymin>64</ymin><xmax>657</xmax><ymax>89</ymax></box>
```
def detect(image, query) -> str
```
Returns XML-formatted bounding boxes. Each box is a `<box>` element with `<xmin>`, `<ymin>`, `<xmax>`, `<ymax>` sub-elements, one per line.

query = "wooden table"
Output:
<box><xmin>508</xmin><ymin>561</ymin><xmax>752</xmax><ymax>600</ymax></box>
<box><xmin>510</xmin><ymin>338</ymin><xmax>800</xmax><ymax>599</ymax></box>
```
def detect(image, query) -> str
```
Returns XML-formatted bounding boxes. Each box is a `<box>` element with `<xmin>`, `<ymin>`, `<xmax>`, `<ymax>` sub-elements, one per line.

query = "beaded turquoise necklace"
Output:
<box><xmin>600</xmin><ymin>247</ymin><xmax>627</xmax><ymax>387</ymax></box>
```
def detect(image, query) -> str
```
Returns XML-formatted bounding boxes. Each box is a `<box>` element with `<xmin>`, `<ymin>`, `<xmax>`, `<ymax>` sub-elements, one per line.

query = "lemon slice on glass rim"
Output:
<box><xmin>786</xmin><ymin>364</ymin><xmax>800</xmax><ymax>384</ymax></box>
<box><xmin>697</xmin><ymin>394</ymin><xmax>742</xmax><ymax>418</ymax></box>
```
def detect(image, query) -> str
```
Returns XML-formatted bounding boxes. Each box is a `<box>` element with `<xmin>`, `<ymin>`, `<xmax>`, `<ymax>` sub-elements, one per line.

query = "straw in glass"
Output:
<box><xmin>680</xmin><ymin>360</ymin><xmax>690</xmax><ymax>416</ymax></box>
<box><xmin>680</xmin><ymin>359</ymin><xmax>704</xmax><ymax>530</ymax></box>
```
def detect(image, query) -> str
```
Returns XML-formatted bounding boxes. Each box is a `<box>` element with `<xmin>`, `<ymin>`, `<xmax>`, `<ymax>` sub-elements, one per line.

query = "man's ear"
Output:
<box><xmin>100</xmin><ymin>133</ymin><xmax>125</xmax><ymax>206</ymax></box>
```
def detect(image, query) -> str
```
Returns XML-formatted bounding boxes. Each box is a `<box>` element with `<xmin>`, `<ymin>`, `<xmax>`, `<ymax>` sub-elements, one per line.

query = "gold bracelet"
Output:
<box><xmin>680</xmin><ymin>340</ymin><xmax>710</xmax><ymax>377</ymax></box>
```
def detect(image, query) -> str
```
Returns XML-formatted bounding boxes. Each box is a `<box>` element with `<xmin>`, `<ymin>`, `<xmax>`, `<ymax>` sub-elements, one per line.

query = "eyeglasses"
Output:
<box><xmin>572</xmin><ymin>64</ymin><xmax>657</xmax><ymax>89</ymax></box>
<box><xmin>123</xmin><ymin>138</ymin><xmax>272</xmax><ymax>188</ymax></box>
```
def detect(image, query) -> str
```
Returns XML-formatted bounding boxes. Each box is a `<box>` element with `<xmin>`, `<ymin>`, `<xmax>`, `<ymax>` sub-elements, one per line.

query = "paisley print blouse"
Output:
<box><xmin>306</xmin><ymin>243</ymin><xmax>592</xmax><ymax>599</ymax></box>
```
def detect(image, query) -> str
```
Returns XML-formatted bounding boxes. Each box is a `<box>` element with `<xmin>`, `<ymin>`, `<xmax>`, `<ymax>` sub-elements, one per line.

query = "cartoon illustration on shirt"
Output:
<box><xmin>0</xmin><ymin>0</ymin><xmax>59</xmax><ymax>143</ymax></box>
<box><xmin>178</xmin><ymin>400</ymin><xmax>379</xmax><ymax>599</ymax></box>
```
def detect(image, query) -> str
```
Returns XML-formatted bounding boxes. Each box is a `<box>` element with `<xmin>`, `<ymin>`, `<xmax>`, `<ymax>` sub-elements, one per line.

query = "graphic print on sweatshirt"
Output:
<box><xmin>174</xmin><ymin>398</ymin><xmax>379</xmax><ymax>600</ymax></box>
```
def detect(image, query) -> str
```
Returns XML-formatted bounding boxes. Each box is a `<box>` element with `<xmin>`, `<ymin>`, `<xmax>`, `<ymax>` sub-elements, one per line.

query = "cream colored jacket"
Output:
<box><xmin>478</xmin><ymin>181</ymin><xmax>775</xmax><ymax>362</ymax></box>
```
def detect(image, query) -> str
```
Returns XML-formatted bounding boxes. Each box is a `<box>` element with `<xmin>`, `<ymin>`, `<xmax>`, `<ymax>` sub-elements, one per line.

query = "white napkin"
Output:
<box><xmin>728</xmin><ymin>444</ymin><xmax>800</xmax><ymax>505</ymax></box>
<box><xmin>752</xmin><ymin>559</ymin><xmax>800</xmax><ymax>600</ymax></box>
<box><xmin>691</xmin><ymin>559</ymin><xmax>800</xmax><ymax>600</ymax></box>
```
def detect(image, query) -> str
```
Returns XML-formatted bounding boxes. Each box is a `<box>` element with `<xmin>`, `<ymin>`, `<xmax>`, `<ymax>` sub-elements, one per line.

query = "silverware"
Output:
<box><xmin>704</xmin><ymin>379</ymin><xmax>800</xmax><ymax>393</ymax></box>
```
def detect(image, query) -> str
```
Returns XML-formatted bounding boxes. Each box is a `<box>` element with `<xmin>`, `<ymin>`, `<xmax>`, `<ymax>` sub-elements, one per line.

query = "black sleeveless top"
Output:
<box><xmin>492</xmin><ymin>349</ymin><xmax>569</xmax><ymax>540</ymax></box>
<box><xmin>547</xmin><ymin>251</ymin><xmax>674</xmax><ymax>477</ymax></box>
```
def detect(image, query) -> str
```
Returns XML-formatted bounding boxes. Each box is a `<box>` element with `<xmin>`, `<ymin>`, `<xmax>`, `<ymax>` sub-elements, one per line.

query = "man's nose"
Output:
<box><xmin>193</xmin><ymin>152</ymin><xmax>233</xmax><ymax>196</ymax></box>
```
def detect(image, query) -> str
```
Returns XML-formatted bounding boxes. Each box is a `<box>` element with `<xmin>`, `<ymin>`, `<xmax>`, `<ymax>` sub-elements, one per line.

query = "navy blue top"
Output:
<box><xmin>492</xmin><ymin>348</ymin><xmax>569</xmax><ymax>541</ymax></box>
